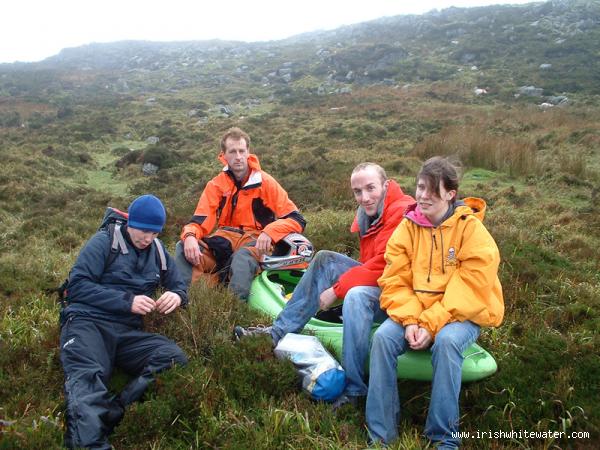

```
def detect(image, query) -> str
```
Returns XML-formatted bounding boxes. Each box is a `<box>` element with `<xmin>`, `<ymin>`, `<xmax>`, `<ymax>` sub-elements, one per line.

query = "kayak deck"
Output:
<box><xmin>248</xmin><ymin>269</ymin><xmax>498</xmax><ymax>382</ymax></box>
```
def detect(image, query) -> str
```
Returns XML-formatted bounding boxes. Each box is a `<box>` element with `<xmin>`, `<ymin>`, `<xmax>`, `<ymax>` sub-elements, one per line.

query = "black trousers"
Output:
<box><xmin>60</xmin><ymin>315</ymin><xmax>187</xmax><ymax>449</ymax></box>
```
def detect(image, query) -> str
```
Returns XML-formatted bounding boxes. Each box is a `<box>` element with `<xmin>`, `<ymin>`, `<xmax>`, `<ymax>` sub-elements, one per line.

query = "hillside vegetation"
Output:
<box><xmin>1</xmin><ymin>1</ymin><xmax>599</xmax><ymax>448</ymax></box>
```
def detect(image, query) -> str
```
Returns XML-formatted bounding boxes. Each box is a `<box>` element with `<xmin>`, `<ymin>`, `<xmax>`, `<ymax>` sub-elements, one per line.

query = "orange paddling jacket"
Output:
<box><xmin>181</xmin><ymin>153</ymin><xmax>305</xmax><ymax>243</ymax></box>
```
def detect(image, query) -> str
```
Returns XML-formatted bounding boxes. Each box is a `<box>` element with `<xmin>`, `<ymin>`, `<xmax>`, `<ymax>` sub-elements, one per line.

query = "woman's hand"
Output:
<box><xmin>410</xmin><ymin>327</ymin><xmax>432</xmax><ymax>350</ymax></box>
<box><xmin>405</xmin><ymin>324</ymin><xmax>419</xmax><ymax>347</ymax></box>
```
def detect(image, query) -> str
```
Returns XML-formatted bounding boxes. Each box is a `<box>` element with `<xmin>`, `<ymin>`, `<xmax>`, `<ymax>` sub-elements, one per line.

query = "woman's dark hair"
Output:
<box><xmin>417</xmin><ymin>156</ymin><xmax>461</xmax><ymax>200</ymax></box>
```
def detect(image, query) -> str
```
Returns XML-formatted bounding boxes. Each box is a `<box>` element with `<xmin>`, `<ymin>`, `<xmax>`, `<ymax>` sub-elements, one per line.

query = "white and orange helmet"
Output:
<box><xmin>261</xmin><ymin>233</ymin><xmax>314</xmax><ymax>270</ymax></box>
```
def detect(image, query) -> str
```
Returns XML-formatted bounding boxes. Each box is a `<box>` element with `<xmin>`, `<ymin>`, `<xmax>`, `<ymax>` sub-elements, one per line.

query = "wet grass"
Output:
<box><xmin>1</xmin><ymin>85</ymin><xmax>599</xmax><ymax>449</ymax></box>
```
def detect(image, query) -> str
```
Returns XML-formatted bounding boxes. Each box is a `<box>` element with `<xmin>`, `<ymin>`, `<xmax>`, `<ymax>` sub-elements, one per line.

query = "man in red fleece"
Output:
<box><xmin>235</xmin><ymin>162</ymin><xmax>414</xmax><ymax>407</ymax></box>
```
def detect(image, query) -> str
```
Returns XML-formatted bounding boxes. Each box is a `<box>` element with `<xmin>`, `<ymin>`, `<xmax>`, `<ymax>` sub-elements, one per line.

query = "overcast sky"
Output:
<box><xmin>2</xmin><ymin>0</ymin><xmax>537</xmax><ymax>63</ymax></box>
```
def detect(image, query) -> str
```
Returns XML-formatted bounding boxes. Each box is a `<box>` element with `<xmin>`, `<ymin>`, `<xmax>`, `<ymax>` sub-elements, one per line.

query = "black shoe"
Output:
<box><xmin>233</xmin><ymin>325</ymin><xmax>273</xmax><ymax>341</ymax></box>
<box><xmin>103</xmin><ymin>398</ymin><xmax>125</xmax><ymax>435</ymax></box>
<box><xmin>331</xmin><ymin>394</ymin><xmax>361</xmax><ymax>411</ymax></box>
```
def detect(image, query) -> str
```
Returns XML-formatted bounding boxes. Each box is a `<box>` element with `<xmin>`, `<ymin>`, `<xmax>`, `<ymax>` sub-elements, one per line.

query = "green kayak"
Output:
<box><xmin>248</xmin><ymin>269</ymin><xmax>498</xmax><ymax>382</ymax></box>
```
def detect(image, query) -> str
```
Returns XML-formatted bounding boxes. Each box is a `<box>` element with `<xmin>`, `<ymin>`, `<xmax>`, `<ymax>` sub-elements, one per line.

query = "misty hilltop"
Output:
<box><xmin>1</xmin><ymin>0</ymin><xmax>599</xmax><ymax>103</ymax></box>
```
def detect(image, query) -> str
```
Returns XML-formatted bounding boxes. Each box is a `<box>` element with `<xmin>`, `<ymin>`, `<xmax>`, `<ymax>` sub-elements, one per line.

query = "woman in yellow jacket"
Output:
<box><xmin>366</xmin><ymin>156</ymin><xmax>504</xmax><ymax>448</ymax></box>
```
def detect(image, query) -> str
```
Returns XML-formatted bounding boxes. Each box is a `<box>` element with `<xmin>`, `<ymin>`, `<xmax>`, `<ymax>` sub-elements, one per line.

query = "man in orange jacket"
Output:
<box><xmin>175</xmin><ymin>127</ymin><xmax>306</xmax><ymax>300</ymax></box>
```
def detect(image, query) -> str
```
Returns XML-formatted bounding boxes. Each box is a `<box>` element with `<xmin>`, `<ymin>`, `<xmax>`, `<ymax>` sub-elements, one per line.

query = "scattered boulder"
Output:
<box><xmin>142</xmin><ymin>162</ymin><xmax>159</xmax><ymax>176</ymax></box>
<box><xmin>517</xmin><ymin>86</ymin><xmax>543</xmax><ymax>97</ymax></box>
<box><xmin>146</xmin><ymin>136</ymin><xmax>160</xmax><ymax>144</ymax></box>
<box><xmin>539</xmin><ymin>63</ymin><xmax>552</xmax><ymax>70</ymax></box>
<box><xmin>218</xmin><ymin>105</ymin><xmax>233</xmax><ymax>116</ymax></box>
<box><xmin>546</xmin><ymin>95</ymin><xmax>568</xmax><ymax>105</ymax></box>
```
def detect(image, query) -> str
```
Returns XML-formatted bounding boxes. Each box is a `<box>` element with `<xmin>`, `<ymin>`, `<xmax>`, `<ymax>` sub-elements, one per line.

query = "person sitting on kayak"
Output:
<box><xmin>234</xmin><ymin>162</ymin><xmax>414</xmax><ymax>409</ymax></box>
<box><xmin>175</xmin><ymin>127</ymin><xmax>306</xmax><ymax>300</ymax></box>
<box><xmin>366</xmin><ymin>156</ymin><xmax>504</xmax><ymax>448</ymax></box>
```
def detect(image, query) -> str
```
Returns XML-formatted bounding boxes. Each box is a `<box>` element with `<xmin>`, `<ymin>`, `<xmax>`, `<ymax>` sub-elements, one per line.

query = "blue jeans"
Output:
<box><xmin>366</xmin><ymin>319</ymin><xmax>480</xmax><ymax>448</ymax></box>
<box><xmin>272</xmin><ymin>250</ymin><xmax>360</xmax><ymax>344</ymax></box>
<box><xmin>342</xmin><ymin>286</ymin><xmax>388</xmax><ymax>397</ymax></box>
<box><xmin>272</xmin><ymin>250</ymin><xmax>386</xmax><ymax>398</ymax></box>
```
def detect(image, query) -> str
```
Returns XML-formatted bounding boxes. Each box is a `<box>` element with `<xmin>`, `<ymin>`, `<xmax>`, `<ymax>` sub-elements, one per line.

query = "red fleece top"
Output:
<box><xmin>332</xmin><ymin>180</ymin><xmax>415</xmax><ymax>298</ymax></box>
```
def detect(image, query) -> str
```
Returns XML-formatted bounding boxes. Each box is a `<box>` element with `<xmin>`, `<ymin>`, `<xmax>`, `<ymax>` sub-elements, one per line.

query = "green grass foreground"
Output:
<box><xmin>1</xmin><ymin>83</ymin><xmax>599</xmax><ymax>449</ymax></box>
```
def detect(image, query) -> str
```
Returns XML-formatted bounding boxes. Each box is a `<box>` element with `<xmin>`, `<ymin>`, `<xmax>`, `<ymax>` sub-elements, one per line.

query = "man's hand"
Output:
<box><xmin>410</xmin><ymin>327</ymin><xmax>433</xmax><ymax>350</ymax></box>
<box><xmin>255</xmin><ymin>232</ymin><xmax>273</xmax><ymax>255</ymax></box>
<box><xmin>155</xmin><ymin>291</ymin><xmax>182</xmax><ymax>314</ymax></box>
<box><xmin>319</xmin><ymin>287</ymin><xmax>338</xmax><ymax>311</ymax></box>
<box><xmin>183</xmin><ymin>235</ymin><xmax>203</xmax><ymax>266</ymax></box>
<box><xmin>131</xmin><ymin>295</ymin><xmax>156</xmax><ymax>315</ymax></box>
<box><xmin>405</xmin><ymin>324</ymin><xmax>419</xmax><ymax>347</ymax></box>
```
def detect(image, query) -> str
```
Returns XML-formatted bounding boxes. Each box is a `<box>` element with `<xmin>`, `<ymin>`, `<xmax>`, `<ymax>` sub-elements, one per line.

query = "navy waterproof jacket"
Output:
<box><xmin>63</xmin><ymin>228</ymin><xmax>188</xmax><ymax>327</ymax></box>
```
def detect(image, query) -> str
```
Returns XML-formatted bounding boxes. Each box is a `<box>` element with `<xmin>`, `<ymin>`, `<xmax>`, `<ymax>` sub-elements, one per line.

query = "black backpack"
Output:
<box><xmin>57</xmin><ymin>207</ymin><xmax>167</xmax><ymax>307</ymax></box>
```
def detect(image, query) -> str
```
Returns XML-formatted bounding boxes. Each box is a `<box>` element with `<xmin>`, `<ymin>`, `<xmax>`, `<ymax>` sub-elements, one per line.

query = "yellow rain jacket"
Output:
<box><xmin>378</xmin><ymin>197</ymin><xmax>504</xmax><ymax>339</ymax></box>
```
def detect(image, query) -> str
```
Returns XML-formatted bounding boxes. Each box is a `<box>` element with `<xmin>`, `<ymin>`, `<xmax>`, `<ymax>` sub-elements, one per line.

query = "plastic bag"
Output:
<box><xmin>274</xmin><ymin>333</ymin><xmax>346</xmax><ymax>402</ymax></box>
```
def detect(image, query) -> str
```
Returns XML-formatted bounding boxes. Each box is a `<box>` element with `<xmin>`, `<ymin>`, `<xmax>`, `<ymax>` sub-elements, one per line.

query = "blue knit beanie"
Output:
<box><xmin>127</xmin><ymin>195</ymin><xmax>166</xmax><ymax>232</ymax></box>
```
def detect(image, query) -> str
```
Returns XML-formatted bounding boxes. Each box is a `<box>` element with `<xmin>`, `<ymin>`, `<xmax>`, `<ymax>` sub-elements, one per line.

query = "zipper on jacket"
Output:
<box><xmin>229</xmin><ymin>190</ymin><xmax>239</xmax><ymax>222</ymax></box>
<box><xmin>427</xmin><ymin>228</ymin><xmax>434</xmax><ymax>282</ymax></box>
<box><xmin>229</xmin><ymin>176</ymin><xmax>242</xmax><ymax>223</ymax></box>
<box><xmin>440</xmin><ymin>228</ymin><xmax>446</xmax><ymax>274</ymax></box>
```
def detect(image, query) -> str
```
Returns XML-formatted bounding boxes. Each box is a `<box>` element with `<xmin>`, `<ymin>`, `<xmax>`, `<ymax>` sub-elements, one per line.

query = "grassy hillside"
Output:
<box><xmin>1</xmin><ymin>1</ymin><xmax>599</xmax><ymax>448</ymax></box>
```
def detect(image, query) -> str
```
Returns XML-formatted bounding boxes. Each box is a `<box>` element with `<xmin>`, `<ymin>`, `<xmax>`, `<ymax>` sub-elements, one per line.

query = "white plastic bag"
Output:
<box><xmin>274</xmin><ymin>333</ymin><xmax>346</xmax><ymax>402</ymax></box>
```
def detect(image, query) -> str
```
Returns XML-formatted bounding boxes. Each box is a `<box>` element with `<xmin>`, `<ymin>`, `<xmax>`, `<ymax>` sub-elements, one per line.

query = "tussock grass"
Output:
<box><xmin>413</xmin><ymin>124</ymin><xmax>538</xmax><ymax>177</ymax></box>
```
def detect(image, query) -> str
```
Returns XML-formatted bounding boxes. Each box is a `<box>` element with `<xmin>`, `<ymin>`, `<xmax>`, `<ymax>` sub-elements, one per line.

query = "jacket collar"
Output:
<box><xmin>219</xmin><ymin>153</ymin><xmax>262</xmax><ymax>188</ymax></box>
<box><xmin>218</xmin><ymin>152</ymin><xmax>261</xmax><ymax>171</ymax></box>
<box><xmin>404</xmin><ymin>197</ymin><xmax>487</xmax><ymax>228</ymax></box>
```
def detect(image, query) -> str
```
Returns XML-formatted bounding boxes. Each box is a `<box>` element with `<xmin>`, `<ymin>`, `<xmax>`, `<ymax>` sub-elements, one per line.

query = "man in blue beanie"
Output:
<box><xmin>59</xmin><ymin>194</ymin><xmax>188</xmax><ymax>450</ymax></box>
